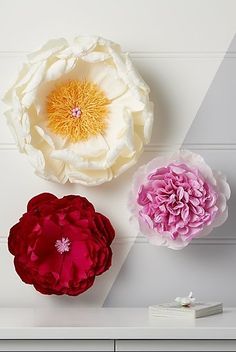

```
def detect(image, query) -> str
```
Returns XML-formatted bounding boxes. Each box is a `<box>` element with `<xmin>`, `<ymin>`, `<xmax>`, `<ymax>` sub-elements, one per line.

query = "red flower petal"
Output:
<box><xmin>27</xmin><ymin>193</ymin><xmax>57</xmax><ymax>212</ymax></box>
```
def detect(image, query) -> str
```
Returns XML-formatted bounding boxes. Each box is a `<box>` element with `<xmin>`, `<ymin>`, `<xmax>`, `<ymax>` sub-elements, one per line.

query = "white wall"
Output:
<box><xmin>0</xmin><ymin>0</ymin><xmax>236</xmax><ymax>308</ymax></box>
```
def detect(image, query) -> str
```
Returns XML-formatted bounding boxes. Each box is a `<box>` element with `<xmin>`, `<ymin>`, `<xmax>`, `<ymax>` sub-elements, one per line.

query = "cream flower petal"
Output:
<box><xmin>34</xmin><ymin>125</ymin><xmax>55</xmax><ymax>149</ymax></box>
<box><xmin>51</xmin><ymin>135</ymin><xmax>109</xmax><ymax>163</ymax></box>
<box><xmin>25</xmin><ymin>144</ymin><xmax>45</xmax><ymax>171</ymax></box>
<box><xmin>27</xmin><ymin>140</ymin><xmax>67</xmax><ymax>184</ymax></box>
<box><xmin>72</xmin><ymin>36</ymin><xmax>98</xmax><ymax>57</ymax></box>
<box><xmin>133</xmin><ymin>102</ymin><xmax>154</xmax><ymax>143</ymax></box>
<box><xmin>52</xmin><ymin>149</ymin><xmax>110</xmax><ymax>170</ymax></box>
<box><xmin>35</xmin><ymin>120</ymin><xmax>67</xmax><ymax>149</ymax></box>
<box><xmin>45</xmin><ymin>57</ymin><xmax>77</xmax><ymax>82</ymax></box>
<box><xmin>104</xmin><ymin>104</ymin><xmax>130</xmax><ymax>142</ymax></box>
<box><xmin>69</xmin><ymin>135</ymin><xmax>109</xmax><ymax>158</ymax></box>
<box><xmin>45</xmin><ymin>59</ymin><xmax>67</xmax><ymax>81</ymax></box>
<box><xmin>65</xmin><ymin>57</ymin><xmax>77</xmax><ymax>72</ymax></box>
<box><xmin>124</xmin><ymin>55</ymin><xmax>150</xmax><ymax>93</ymax></box>
<box><xmin>67</xmin><ymin>166</ymin><xmax>113</xmax><ymax>186</ymax></box>
<box><xmin>3</xmin><ymin>64</ymin><xmax>33</xmax><ymax>104</ymax></box>
<box><xmin>87</xmin><ymin>63</ymin><xmax>127</xmax><ymax>100</ymax></box>
<box><xmin>108</xmin><ymin>47</ymin><xmax>148</xmax><ymax>100</ymax></box>
<box><xmin>55</xmin><ymin>47</ymin><xmax>73</xmax><ymax>59</ymax></box>
<box><xmin>111</xmin><ymin>134</ymin><xmax>143</xmax><ymax>177</ymax></box>
<box><xmin>143</xmin><ymin>102</ymin><xmax>154</xmax><ymax>143</ymax></box>
<box><xmin>22</xmin><ymin>61</ymin><xmax>47</xmax><ymax>94</ymax></box>
<box><xmin>27</xmin><ymin>38</ymin><xmax>68</xmax><ymax>63</ymax></box>
<box><xmin>81</xmin><ymin>52</ymin><xmax>111</xmax><ymax>63</ymax></box>
<box><xmin>21</xmin><ymin>89</ymin><xmax>37</xmax><ymax>109</ymax></box>
<box><xmin>5</xmin><ymin>110</ymin><xmax>26</xmax><ymax>150</ymax></box>
<box><xmin>112</xmin><ymin>90</ymin><xmax>145</xmax><ymax>111</ymax></box>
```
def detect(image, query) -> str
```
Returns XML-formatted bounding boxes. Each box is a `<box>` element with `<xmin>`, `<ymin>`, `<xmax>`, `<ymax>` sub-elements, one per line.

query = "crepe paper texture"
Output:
<box><xmin>128</xmin><ymin>150</ymin><xmax>230</xmax><ymax>250</ymax></box>
<box><xmin>3</xmin><ymin>36</ymin><xmax>153</xmax><ymax>185</ymax></box>
<box><xmin>8</xmin><ymin>193</ymin><xmax>115</xmax><ymax>295</ymax></box>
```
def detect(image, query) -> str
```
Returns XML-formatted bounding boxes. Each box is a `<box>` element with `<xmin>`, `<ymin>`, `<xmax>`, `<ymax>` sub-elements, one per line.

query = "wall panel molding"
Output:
<box><xmin>0</xmin><ymin>51</ymin><xmax>236</xmax><ymax>59</ymax></box>
<box><xmin>1</xmin><ymin>236</ymin><xmax>236</xmax><ymax>245</ymax></box>
<box><xmin>1</xmin><ymin>143</ymin><xmax>236</xmax><ymax>151</ymax></box>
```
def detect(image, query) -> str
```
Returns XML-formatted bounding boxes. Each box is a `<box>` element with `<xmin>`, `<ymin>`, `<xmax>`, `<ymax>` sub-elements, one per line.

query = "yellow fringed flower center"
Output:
<box><xmin>46</xmin><ymin>80</ymin><xmax>109</xmax><ymax>142</ymax></box>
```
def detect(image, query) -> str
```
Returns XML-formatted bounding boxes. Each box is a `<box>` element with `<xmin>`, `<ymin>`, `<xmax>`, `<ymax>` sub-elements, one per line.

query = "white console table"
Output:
<box><xmin>0</xmin><ymin>308</ymin><xmax>236</xmax><ymax>351</ymax></box>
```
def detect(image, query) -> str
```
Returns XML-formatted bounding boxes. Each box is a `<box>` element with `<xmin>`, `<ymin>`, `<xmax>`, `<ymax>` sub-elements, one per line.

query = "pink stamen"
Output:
<box><xmin>55</xmin><ymin>237</ymin><xmax>71</xmax><ymax>254</ymax></box>
<box><xmin>71</xmin><ymin>107</ymin><xmax>82</xmax><ymax>118</ymax></box>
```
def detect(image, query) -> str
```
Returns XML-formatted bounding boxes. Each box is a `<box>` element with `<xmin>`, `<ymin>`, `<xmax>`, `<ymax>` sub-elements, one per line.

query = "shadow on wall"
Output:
<box><xmin>132</xmin><ymin>58</ymin><xmax>173</xmax><ymax>146</ymax></box>
<box><xmin>104</xmin><ymin>33</ymin><xmax>236</xmax><ymax>307</ymax></box>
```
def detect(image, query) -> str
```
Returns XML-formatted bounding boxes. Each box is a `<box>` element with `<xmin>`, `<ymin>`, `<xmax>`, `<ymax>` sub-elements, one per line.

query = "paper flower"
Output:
<box><xmin>8</xmin><ymin>193</ymin><xmax>115</xmax><ymax>295</ymax></box>
<box><xmin>3</xmin><ymin>36</ymin><xmax>153</xmax><ymax>185</ymax></box>
<box><xmin>129</xmin><ymin>150</ymin><xmax>230</xmax><ymax>249</ymax></box>
<box><xmin>175</xmin><ymin>292</ymin><xmax>195</xmax><ymax>307</ymax></box>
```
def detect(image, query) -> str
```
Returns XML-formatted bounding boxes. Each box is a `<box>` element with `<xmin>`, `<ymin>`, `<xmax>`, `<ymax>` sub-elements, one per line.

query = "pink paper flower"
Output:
<box><xmin>129</xmin><ymin>150</ymin><xmax>230</xmax><ymax>249</ymax></box>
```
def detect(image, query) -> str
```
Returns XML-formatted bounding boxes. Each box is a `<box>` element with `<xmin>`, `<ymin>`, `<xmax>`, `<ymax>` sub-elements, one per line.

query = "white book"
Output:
<box><xmin>149</xmin><ymin>302</ymin><xmax>223</xmax><ymax>319</ymax></box>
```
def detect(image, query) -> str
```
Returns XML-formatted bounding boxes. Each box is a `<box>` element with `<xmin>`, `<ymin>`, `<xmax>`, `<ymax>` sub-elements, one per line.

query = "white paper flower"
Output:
<box><xmin>175</xmin><ymin>292</ymin><xmax>195</xmax><ymax>307</ymax></box>
<box><xmin>128</xmin><ymin>150</ymin><xmax>230</xmax><ymax>250</ymax></box>
<box><xmin>3</xmin><ymin>36</ymin><xmax>153</xmax><ymax>185</ymax></box>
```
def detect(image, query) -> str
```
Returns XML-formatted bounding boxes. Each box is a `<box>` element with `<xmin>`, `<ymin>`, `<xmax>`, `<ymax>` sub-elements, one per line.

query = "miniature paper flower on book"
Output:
<box><xmin>128</xmin><ymin>150</ymin><xmax>230</xmax><ymax>250</ymax></box>
<box><xmin>3</xmin><ymin>36</ymin><xmax>153</xmax><ymax>185</ymax></box>
<box><xmin>175</xmin><ymin>292</ymin><xmax>195</xmax><ymax>307</ymax></box>
<box><xmin>8</xmin><ymin>193</ymin><xmax>115</xmax><ymax>295</ymax></box>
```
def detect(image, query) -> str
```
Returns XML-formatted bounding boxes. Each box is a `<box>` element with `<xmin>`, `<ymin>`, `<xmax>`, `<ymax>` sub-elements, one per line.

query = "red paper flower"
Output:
<box><xmin>8</xmin><ymin>193</ymin><xmax>115</xmax><ymax>296</ymax></box>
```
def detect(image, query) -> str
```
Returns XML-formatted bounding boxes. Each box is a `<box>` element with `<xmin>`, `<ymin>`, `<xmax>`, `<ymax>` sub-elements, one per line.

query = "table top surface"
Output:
<box><xmin>0</xmin><ymin>307</ymin><xmax>236</xmax><ymax>339</ymax></box>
